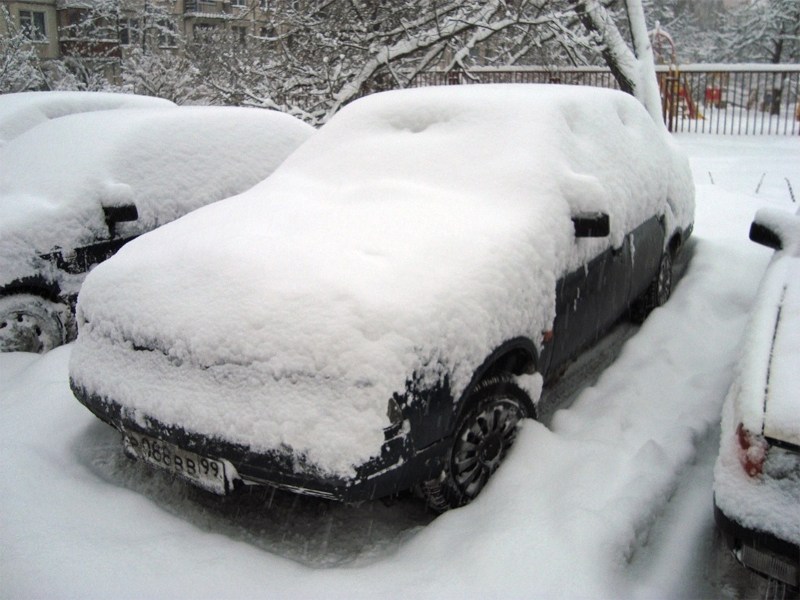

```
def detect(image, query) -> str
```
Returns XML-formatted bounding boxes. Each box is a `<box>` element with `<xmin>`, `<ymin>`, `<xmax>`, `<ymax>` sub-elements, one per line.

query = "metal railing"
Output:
<box><xmin>413</xmin><ymin>65</ymin><xmax>800</xmax><ymax>135</ymax></box>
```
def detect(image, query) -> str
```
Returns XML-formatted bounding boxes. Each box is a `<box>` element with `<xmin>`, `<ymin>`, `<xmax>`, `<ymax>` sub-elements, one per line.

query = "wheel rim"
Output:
<box><xmin>451</xmin><ymin>398</ymin><xmax>524</xmax><ymax>500</ymax></box>
<box><xmin>656</xmin><ymin>254</ymin><xmax>672</xmax><ymax>305</ymax></box>
<box><xmin>0</xmin><ymin>306</ymin><xmax>63</xmax><ymax>353</ymax></box>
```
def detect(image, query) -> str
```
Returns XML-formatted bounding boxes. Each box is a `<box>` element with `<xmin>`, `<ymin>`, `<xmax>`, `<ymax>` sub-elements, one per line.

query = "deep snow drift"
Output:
<box><xmin>1</xmin><ymin>134</ymin><xmax>798</xmax><ymax>599</ymax></box>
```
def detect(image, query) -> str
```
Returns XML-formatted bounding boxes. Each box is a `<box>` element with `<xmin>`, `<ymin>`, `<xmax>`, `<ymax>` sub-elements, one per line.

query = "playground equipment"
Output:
<box><xmin>650</xmin><ymin>24</ymin><xmax>703</xmax><ymax>131</ymax></box>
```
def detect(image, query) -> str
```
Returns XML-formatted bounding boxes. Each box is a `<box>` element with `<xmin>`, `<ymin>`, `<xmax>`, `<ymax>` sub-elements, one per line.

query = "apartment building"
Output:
<box><xmin>1</xmin><ymin>0</ymin><xmax>277</xmax><ymax>66</ymax></box>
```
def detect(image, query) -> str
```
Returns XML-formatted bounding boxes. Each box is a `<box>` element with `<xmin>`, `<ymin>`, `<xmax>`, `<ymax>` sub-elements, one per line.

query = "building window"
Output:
<box><xmin>19</xmin><ymin>10</ymin><xmax>47</xmax><ymax>41</ymax></box>
<box><xmin>119</xmin><ymin>18</ymin><xmax>140</xmax><ymax>46</ymax></box>
<box><xmin>158</xmin><ymin>19</ymin><xmax>177</xmax><ymax>47</ymax></box>
<box><xmin>193</xmin><ymin>22</ymin><xmax>216</xmax><ymax>42</ymax></box>
<box><xmin>232</xmin><ymin>0</ymin><xmax>246</xmax><ymax>6</ymax></box>
<box><xmin>259</xmin><ymin>0</ymin><xmax>267</xmax><ymax>9</ymax></box>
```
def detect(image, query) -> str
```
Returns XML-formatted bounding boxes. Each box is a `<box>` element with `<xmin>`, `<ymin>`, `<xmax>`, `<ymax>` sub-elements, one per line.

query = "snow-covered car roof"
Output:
<box><xmin>0</xmin><ymin>91</ymin><xmax>176</xmax><ymax>148</ymax></box>
<box><xmin>72</xmin><ymin>84</ymin><xmax>694</xmax><ymax>475</ymax></box>
<box><xmin>0</xmin><ymin>106</ymin><xmax>315</xmax><ymax>284</ymax></box>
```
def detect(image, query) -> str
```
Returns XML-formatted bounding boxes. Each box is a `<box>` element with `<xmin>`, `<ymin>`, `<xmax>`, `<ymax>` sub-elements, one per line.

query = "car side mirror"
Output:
<box><xmin>103</xmin><ymin>203</ymin><xmax>138</xmax><ymax>237</ymax></box>
<box><xmin>572</xmin><ymin>212</ymin><xmax>610</xmax><ymax>238</ymax></box>
<box><xmin>749</xmin><ymin>221</ymin><xmax>782</xmax><ymax>250</ymax></box>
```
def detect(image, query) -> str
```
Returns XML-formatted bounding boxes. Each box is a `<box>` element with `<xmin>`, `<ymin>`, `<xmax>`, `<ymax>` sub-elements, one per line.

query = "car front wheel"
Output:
<box><xmin>422</xmin><ymin>376</ymin><xmax>533</xmax><ymax>512</ymax></box>
<box><xmin>0</xmin><ymin>294</ymin><xmax>69</xmax><ymax>353</ymax></box>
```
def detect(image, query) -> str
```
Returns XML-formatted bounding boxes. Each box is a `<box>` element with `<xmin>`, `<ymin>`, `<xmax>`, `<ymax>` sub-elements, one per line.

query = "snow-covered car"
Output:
<box><xmin>69</xmin><ymin>85</ymin><xmax>694</xmax><ymax>510</ymax></box>
<box><xmin>0</xmin><ymin>91</ymin><xmax>176</xmax><ymax>148</ymax></box>
<box><xmin>0</xmin><ymin>106</ymin><xmax>314</xmax><ymax>352</ymax></box>
<box><xmin>714</xmin><ymin>207</ymin><xmax>800</xmax><ymax>590</ymax></box>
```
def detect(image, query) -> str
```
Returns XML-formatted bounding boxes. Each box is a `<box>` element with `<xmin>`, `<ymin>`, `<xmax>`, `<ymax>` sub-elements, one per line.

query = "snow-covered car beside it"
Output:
<box><xmin>0</xmin><ymin>91</ymin><xmax>176</xmax><ymax>148</ymax></box>
<box><xmin>714</xmin><ymin>207</ymin><xmax>800</xmax><ymax>590</ymax></box>
<box><xmin>0</xmin><ymin>106</ymin><xmax>314</xmax><ymax>352</ymax></box>
<box><xmin>69</xmin><ymin>85</ymin><xmax>694</xmax><ymax>511</ymax></box>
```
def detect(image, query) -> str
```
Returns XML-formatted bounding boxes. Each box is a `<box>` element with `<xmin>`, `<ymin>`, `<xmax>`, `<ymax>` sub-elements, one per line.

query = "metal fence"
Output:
<box><xmin>413</xmin><ymin>65</ymin><xmax>800</xmax><ymax>135</ymax></box>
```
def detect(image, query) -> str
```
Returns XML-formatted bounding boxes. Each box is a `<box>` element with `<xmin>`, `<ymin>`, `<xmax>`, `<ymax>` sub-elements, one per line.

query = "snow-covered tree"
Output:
<box><xmin>0</xmin><ymin>5</ymin><xmax>47</xmax><ymax>92</ymax></box>
<box><xmin>641</xmin><ymin>0</ymin><xmax>725</xmax><ymax>63</ymax></box>
<box><xmin>121</xmin><ymin>46</ymin><xmax>200</xmax><ymax>102</ymax></box>
<box><xmin>54</xmin><ymin>0</ymin><xmax>124</xmax><ymax>89</ymax></box>
<box><xmin>184</xmin><ymin>1</ymin><xmax>663</xmax><ymax>125</ymax></box>
<box><xmin>573</xmin><ymin>0</ymin><xmax>663</xmax><ymax>123</ymax></box>
<box><xmin>720</xmin><ymin>0</ymin><xmax>800</xmax><ymax>64</ymax></box>
<box><xmin>186</xmin><ymin>28</ymin><xmax>285</xmax><ymax>111</ymax></box>
<box><xmin>5</xmin><ymin>0</ymin><xmax>666</xmax><ymax>127</ymax></box>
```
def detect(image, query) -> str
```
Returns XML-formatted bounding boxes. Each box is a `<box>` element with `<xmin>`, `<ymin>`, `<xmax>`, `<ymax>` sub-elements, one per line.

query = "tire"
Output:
<box><xmin>630</xmin><ymin>251</ymin><xmax>673</xmax><ymax>324</ymax></box>
<box><xmin>0</xmin><ymin>294</ymin><xmax>69</xmax><ymax>353</ymax></box>
<box><xmin>422</xmin><ymin>376</ymin><xmax>533</xmax><ymax>512</ymax></box>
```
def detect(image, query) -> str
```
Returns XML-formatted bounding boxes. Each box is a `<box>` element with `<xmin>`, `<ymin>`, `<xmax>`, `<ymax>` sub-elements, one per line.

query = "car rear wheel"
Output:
<box><xmin>422</xmin><ymin>376</ymin><xmax>533</xmax><ymax>512</ymax></box>
<box><xmin>0</xmin><ymin>294</ymin><xmax>69</xmax><ymax>353</ymax></box>
<box><xmin>631</xmin><ymin>251</ymin><xmax>673</xmax><ymax>323</ymax></box>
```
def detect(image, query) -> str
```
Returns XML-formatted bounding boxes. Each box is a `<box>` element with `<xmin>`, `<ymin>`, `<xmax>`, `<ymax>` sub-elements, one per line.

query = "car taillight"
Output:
<box><xmin>736</xmin><ymin>423</ymin><xmax>769</xmax><ymax>477</ymax></box>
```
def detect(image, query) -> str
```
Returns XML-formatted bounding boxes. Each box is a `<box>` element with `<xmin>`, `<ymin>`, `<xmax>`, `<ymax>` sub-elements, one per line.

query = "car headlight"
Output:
<box><xmin>386</xmin><ymin>396</ymin><xmax>404</xmax><ymax>427</ymax></box>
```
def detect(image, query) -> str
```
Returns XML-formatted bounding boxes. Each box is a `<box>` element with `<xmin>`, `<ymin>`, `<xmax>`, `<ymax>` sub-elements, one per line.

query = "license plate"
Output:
<box><xmin>123</xmin><ymin>431</ymin><xmax>235</xmax><ymax>495</ymax></box>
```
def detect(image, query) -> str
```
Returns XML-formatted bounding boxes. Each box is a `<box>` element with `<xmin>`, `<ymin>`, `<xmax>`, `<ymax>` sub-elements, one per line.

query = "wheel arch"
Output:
<box><xmin>422</xmin><ymin>348</ymin><xmax>539</xmax><ymax>511</ymax></box>
<box><xmin>0</xmin><ymin>276</ymin><xmax>64</xmax><ymax>306</ymax></box>
<box><xmin>667</xmin><ymin>230</ymin><xmax>683</xmax><ymax>258</ymax></box>
<box><xmin>455</xmin><ymin>336</ymin><xmax>539</xmax><ymax>417</ymax></box>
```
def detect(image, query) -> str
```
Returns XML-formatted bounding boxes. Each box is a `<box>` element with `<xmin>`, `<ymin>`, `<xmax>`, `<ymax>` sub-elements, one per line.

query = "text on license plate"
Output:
<box><xmin>123</xmin><ymin>431</ymin><xmax>233</xmax><ymax>495</ymax></box>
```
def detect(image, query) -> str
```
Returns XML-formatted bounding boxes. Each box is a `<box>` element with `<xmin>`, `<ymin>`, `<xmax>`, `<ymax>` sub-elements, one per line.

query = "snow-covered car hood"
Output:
<box><xmin>0</xmin><ymin>91</ymin><xmax>176</xmax><ymax>148</ymax></box>
<box><xmin>0</xmin><ymin>106</ymin><xmax>314</xmax><ymax>286</ymax></box>
<box><xmin>71</xmin><ymin>85</ymin><xmax>694</xmax><ymax>475</ymax></box>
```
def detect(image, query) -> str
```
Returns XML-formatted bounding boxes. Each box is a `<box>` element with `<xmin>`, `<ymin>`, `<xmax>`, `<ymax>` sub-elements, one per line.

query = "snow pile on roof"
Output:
<box><xmin>0</xmin><ymin>106</ymin><xmax>314</xmax><ymax>286</ymax></box>
<box><xmin>71</xmin><ymin>84</ymin><xmax>694</xmax><ymax>475</ymax></box>
<box><xmin>0</xmin><ymin>91</ymin><xmax>176</xmax><ymax>148</ymax></box>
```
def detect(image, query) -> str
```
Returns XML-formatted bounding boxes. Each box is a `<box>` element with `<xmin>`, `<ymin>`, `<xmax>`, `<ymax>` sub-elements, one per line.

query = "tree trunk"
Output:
<box><xmin>575</xmin><ymin>0</ymin><xmax>665</xmax><ymax>127</ymax></box>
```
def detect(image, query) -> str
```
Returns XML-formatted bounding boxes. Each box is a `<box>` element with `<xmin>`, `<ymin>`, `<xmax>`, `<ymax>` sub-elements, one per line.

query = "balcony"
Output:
<box><xmin>183</xmin><ymin>0</ymin><xmax>233</xmax><ymax>16</ymax></box>
<box><xmin>59</xmin><ymin>38</ymin><xmax>121</xmax><ymax>59</ymax></box>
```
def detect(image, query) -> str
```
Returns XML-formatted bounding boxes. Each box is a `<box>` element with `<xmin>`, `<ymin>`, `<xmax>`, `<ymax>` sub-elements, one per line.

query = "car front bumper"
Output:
<box><xmin>714</xmin><ymin>498</ymin><xmax>799</xmax><ymax>588</ymax></box>
<box><xmin>71</xmin><ymin>380</ymin><xmax>450</xmax><ymax>503</ymax></box>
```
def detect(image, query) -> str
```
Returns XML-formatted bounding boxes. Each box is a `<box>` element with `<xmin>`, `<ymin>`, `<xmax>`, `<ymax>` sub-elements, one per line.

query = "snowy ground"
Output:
<box><xmin>2</xmin><ymin>134</ymin><xmax>798</xmax><ymax>599</ymax></box>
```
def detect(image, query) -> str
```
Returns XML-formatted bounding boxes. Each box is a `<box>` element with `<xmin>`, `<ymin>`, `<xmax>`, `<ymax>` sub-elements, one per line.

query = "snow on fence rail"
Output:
<box><xmin>413</xmin><ymin>65</ymin><xmax>800</xmax><ymax>136</ymax></box>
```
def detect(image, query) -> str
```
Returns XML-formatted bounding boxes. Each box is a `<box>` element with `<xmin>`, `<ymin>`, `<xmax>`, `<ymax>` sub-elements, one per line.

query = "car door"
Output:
<box><xmin>626</xmin><ymin>215</ymin><xmax>666</xmax><ymax>305</ymax></box>
<box><xmin>543</xmin><ymin>237</ymin><xmax>629</xmax><ymax>381</ymax></box>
